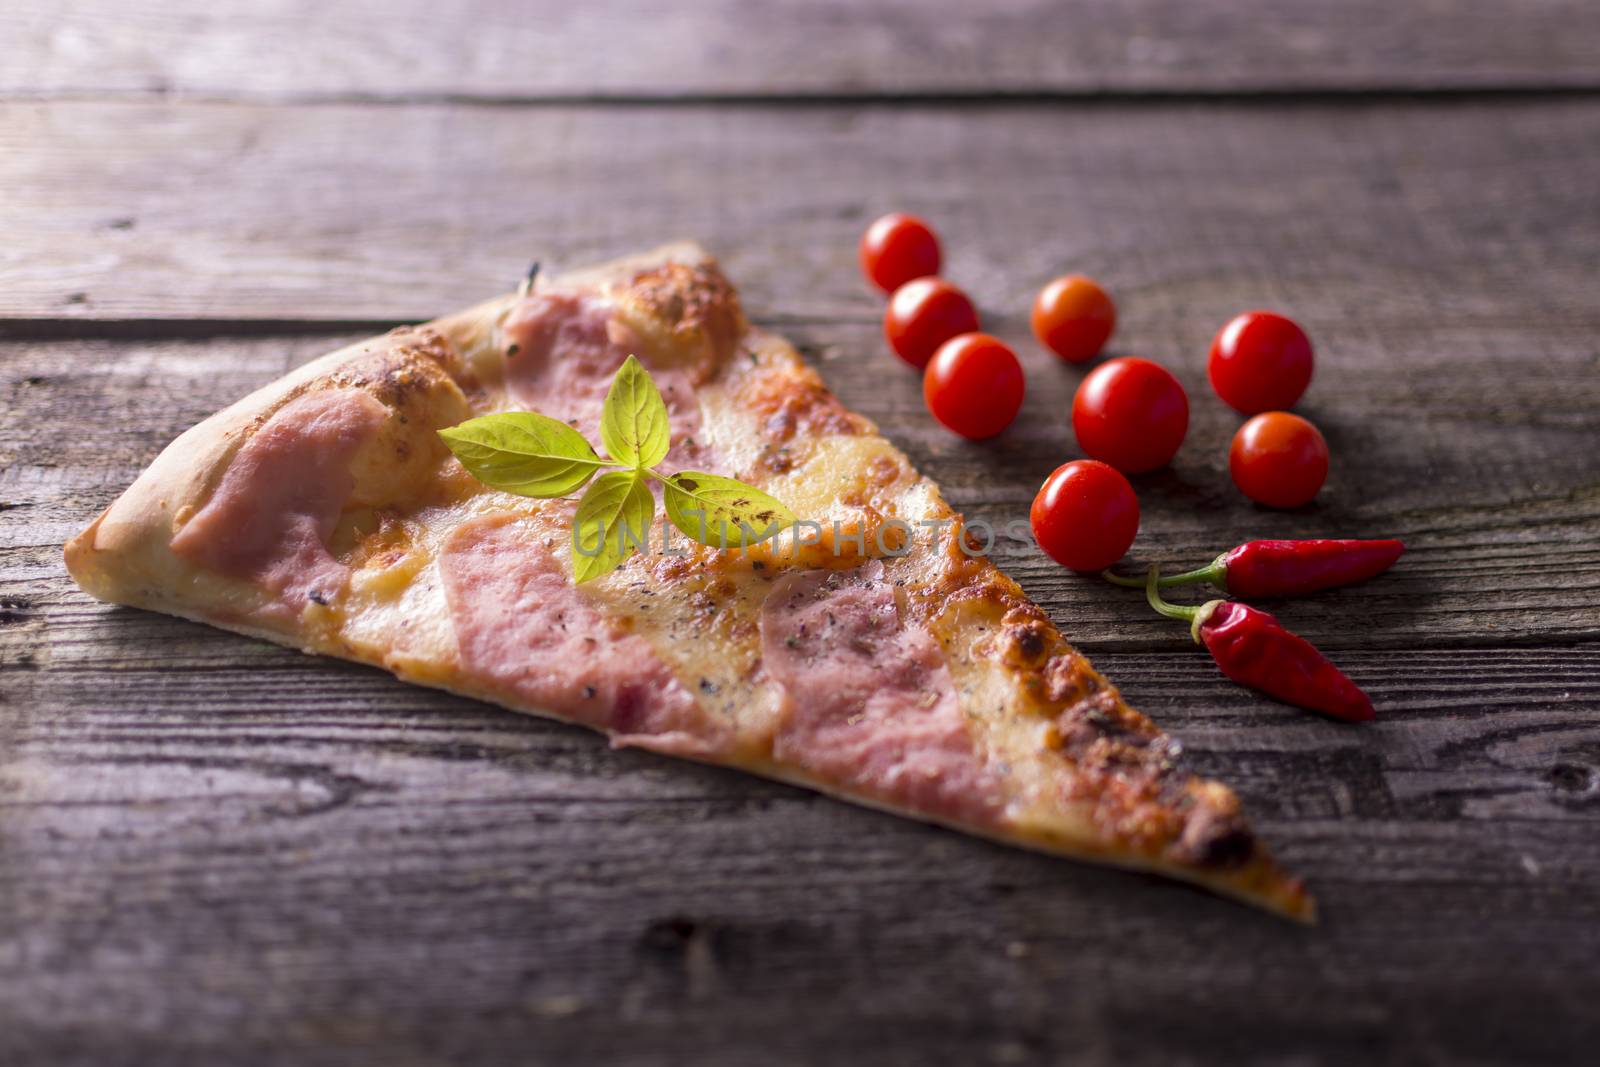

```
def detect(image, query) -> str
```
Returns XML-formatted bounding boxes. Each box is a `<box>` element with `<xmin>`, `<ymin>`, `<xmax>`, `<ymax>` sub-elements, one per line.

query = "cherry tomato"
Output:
<box><xmin>1031</xmin><ymin>274</ymin><xmax>1116</xmax><ymax>364</ymax></box>
<box><xmin>884</xmin><ymin>278</ymin><xmax>980</xmax><ymax>369</ymax></box>
<box><xmin>1071</xmin><ymin>357</ymin><xmax>1189</xmax><ymax>474</ymax></box>
<box><xmin>1229</xmin><ymin>411</ymin><xmax>1329</xmax><ymax>508</ymax></box>
<box><xmin>1030</xmin><ymin>460</ymin><xmax>1140</xmax><ymax>572</ymax></box>
<box><xmin>923</xmin><ymin>333</ymin><xmax>1025</xmax><ymax>439</ymax></box>
<box><xmin>859</xmin><ymin>213</ymin><xmax>941</xmax><ymax>294</ymax></box>
<box><xmin>1208</xmin><ymin>311</ymin><xmax>1314</xmax><ymax>414</ymax></box>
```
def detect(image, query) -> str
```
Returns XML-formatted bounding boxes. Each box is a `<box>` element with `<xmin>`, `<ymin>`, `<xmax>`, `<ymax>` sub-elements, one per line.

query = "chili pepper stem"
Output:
<box><xmin>1143</xmin><ymin>566</ymin><xmax>1224</xmax><ymax>644</ymax></box>
<box><xmin>1143</xmin><ymin>566</ymin><xmax>1198</xmax><ymax>621</ymax></box>
<box><xmin>1103</xmin><ymin>554</ymin><xmax>1229</xmax><ymax>590</ymax></box>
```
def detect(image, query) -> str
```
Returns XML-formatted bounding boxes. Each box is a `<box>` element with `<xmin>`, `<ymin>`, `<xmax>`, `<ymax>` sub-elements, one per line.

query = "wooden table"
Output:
<box><xmin>4</xmin><ymin>3</ymin><xmax>1599</xmax><ymax>1063</ymax></box>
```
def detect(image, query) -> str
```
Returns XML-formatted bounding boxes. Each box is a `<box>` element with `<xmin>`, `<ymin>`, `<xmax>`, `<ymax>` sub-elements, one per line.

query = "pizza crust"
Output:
<box><xmin>65</xmin><ymin>242</ymin><xmax>713</xmax><ymax>628</ymax></box>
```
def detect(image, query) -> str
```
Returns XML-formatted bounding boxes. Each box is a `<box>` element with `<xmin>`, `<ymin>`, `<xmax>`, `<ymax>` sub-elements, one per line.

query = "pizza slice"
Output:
<box><xmin>65</xmin><ymin>243</ymin><xmax>1313</xmax><ymax>921</ymax></box>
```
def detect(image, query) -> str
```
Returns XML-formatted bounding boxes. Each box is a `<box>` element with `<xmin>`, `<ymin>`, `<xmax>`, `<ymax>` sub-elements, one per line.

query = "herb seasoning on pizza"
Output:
<box><xmin>65</xmin><ymin>243</ymin><xmax>1312</xmax><ymax>920</ymax></box>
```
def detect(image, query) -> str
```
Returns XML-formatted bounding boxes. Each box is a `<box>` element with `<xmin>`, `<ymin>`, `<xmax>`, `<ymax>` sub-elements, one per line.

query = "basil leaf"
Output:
<box><xmin>600</xmin><ymin>354</ymin><xmax>671</xmax><ymax>469</ymax></box>
<box><xmin>663</xmin><ymin>472</ymin><xmax>795</xmax><ymax>549</ymax></box>
<box><xmin>439</xmin><ymin>412</ymin><xmax>606</xmax><ymax>498</ymax></box>
<box><xmin>571</xmin><ymin>470</ymin><xmax>655</xmax><ymax>583</ymax></box>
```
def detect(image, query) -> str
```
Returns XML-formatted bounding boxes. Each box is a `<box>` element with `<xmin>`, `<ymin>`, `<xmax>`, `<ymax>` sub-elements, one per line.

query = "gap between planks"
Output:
<box><xmin>8</xmin><ymin>86</ymin><xmax>1600</xmax><ymax>110</ymax></box>
<box><xmin>0</xmin><ymin>313</ymin><xmax>872</xmax><ymax>342</ymax></box>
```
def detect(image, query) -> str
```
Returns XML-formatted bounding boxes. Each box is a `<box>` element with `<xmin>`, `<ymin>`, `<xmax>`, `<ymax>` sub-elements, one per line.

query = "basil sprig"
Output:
<box><xmin>439</xmin><ymin>355</ymin><xmax>794</xmax><ymax>582</ymax></box>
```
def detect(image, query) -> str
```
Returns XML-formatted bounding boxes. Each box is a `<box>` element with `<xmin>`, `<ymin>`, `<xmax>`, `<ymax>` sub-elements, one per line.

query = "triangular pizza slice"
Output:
<box><xmin>65</xmin><ymin>243</ymin><xmax>1312</xmax><ymax>920</ymax></box>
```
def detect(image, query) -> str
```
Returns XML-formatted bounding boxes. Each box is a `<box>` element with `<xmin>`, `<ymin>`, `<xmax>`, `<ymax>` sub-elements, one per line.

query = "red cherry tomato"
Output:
<box><xmin>1230</xmin><ymin>411</ymin><xmax>1329</xmax><ymax>508</ymax></box>
<box><xmin>884</xmin><ymin>278</ymin><xmax>980</xmax><ymax>369</ymax></box>
<box><xmin>859</xmin><ymin>213</ymin><xmax>941</xmax><ymax>294</ymax></box>
<box><xmin>1071</xmin><ymin>357</ymin><xmax>1189</xmax><ymax>474</ymax></box>
<box><xmin>1208</xmin><ymin>311</ymin><xmax>1314</xmax><ymax>414</ymax></box>
<box><xmin>1031</xmin><ymin>275</ymin><xmax>1115</xmax><ymax>364</ymax></box>
<box><xmin>923</xmin><ymin>333</ymin><xmax>1025</xmax><ymax>440</ymax></box>
<box><xmin>1030</xmin><ymin>460</ymin><xmax>1140</xmax><ymax>572</ymax></box>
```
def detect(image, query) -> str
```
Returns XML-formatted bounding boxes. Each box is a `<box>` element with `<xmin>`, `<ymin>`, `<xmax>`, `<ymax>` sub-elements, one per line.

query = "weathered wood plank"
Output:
<box><xmin>2</xmin><ymin>607</ymin><xmax>1598</xmax><ymax>1064</ymax></box>
<box><xmin>4</xmin><ymin>93</ymin><xmax>1599</xmax><ymax>1065</ymax></box>
<box><xmin>11</xmin><ymin>601</ymin><xmax>1600</xmax><ymax>836</ymax></box>
<box><xmin>1</xmin><ymin>100</ymin><xmax>1598</xmax><ymax>325</ymax></box>
<box><xmin>6</xmin><ymin>0</ymin><xmax>1600</xmax><ymax>99</ymax></box>
<box><xmin>5</xmin><ymin>323</ymin><xmax>1598</xmax><ymax>1061</ymax></box>
<box><xmin>5</xmin><ymin>318</ymin><xmax>1596</xmax><ymax>647</ymax></box>
<box><xmin>4</xmin><ymin>320</ymin><xmax>1596</xmax><ymax>1061</ymax></box>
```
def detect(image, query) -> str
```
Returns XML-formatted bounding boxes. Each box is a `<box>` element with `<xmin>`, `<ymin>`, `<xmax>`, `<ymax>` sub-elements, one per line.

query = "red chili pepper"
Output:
<box><xmin>1107</xmin><ymin>538</ymin><xmax>1404</xmax><ymax>598</ymax></box>
<box><xmin>1143</xmin><ymin>567</ymin><xmax>1375</xmax><ymax>722</ymax></box>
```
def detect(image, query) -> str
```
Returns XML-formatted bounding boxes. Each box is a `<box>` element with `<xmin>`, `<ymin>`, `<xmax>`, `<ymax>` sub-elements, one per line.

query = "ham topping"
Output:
<box><xmin>759</xmin><ymin>561</ymin><xmax>1002</xmax><ymax>824</ymax></box>
<box><xmin>502</xmin><ymin>290</ymin><xmax>711</xmax><ymax>475</ymax></box>
<box><xmin>438</xmin><ymin>514</ymin><xmax>731</xmax><ymax>758</ymax></box>
<box><xmin>170</xmin><ymin>389</ymin><xmax>388</xmax><ymax>613</ymax></box>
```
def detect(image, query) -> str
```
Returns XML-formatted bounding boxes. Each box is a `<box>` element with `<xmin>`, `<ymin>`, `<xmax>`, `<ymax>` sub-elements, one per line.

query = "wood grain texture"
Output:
<box><xmin>7</xmin><ymin>0</ymin><xmax>1600</xmax><ymax>99</ymax></box>
<box><xmin>3</xmin><ymin>90</ymin><xmax>1600</xmax><ymax>1063</ymax></box>
<box><xmin>3</xmin><ymin>299</ymin><xmax>1599</xmax><ymax>1063</ymax></box>
<box><xmin>2</xmin><ymin>99</ymin><xmax>1598</xmax><ymax>326</ymax></box>
<box><xmin>2</xmin><ymin>612</ymin><xmax>1599</xmax><ymax>1066</ymax></box>
<box><xmin>5</xmin><ymin>325</ymin><xmax>1598</xmax><ymax>651</ymax></box>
